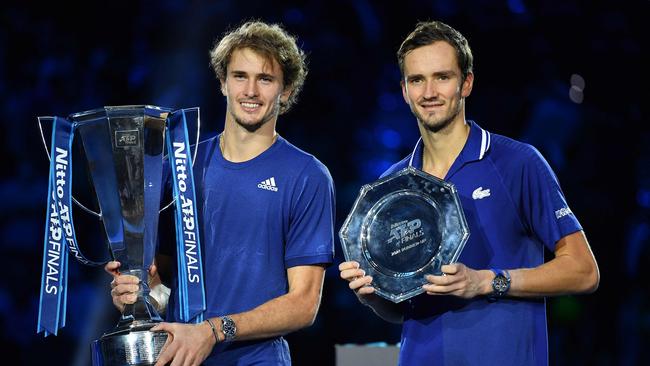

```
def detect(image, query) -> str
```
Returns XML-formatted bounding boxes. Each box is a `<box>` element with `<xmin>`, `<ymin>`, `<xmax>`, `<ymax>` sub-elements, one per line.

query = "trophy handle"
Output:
<box><xmin>38</xmin><ymin>116</ymin><xmax>102</xmax><ymax>219</ymax></box>
<box><xmin>159</xmin><ymin>107</ymin><xmax>201</xmax><ymax>213</ymax></box>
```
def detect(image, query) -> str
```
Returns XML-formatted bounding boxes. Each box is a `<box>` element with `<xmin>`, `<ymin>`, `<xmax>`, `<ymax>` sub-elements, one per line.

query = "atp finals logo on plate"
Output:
<box><xmin>387</xmin><ymin>218</ymin><xmax>426</xmax><ymax>257</ymax></box>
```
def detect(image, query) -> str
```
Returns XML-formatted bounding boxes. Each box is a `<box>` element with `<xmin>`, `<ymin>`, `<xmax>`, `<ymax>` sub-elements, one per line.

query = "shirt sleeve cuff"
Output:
<box><xmin>285</xmin><ymin>254</ymin><xmax>334</xmax><ymax>268</ymax></box>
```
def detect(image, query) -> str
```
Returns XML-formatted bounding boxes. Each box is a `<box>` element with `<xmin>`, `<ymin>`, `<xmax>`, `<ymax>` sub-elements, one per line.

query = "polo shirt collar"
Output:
<box><xmin>408</xmin><ymin>120</ymin><xmax>491</xmax><ymax>178</ymax></box>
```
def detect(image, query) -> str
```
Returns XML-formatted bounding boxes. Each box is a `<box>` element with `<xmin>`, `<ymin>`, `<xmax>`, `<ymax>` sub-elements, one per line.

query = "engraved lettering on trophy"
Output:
<box><xmin>388</xmin><ymin>218</ymin><xmax>425</xmax><ymax>257</ymax></box>
<box><xmin>173</xmin><ymin>142</ymin><xmax>201</xmax><ymax>284</ymax></box>
<box><xmin>115</xmin><ymin>129</ymin><xmax>140</xmax><ymax>148</ymax></box>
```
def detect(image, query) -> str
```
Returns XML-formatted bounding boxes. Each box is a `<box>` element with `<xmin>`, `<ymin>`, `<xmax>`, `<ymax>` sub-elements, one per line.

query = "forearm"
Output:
<box><xmin>358</xmin><ymin>294</ymin><xmax>404</xmax><ymax>324</ymax></box>
<box><xmin>210</xmin><ymin>290</ymin><xmax>319</xmax><ymax>341</ymax></box>
<box><xmin>505</xmin><ymin>231</ymin><xmax>599</xmax><ymax>298</ymax></box>
<box><xmin>423</xmin><ymin>232</ymin><xmax>599</xmax><ymax>300</ymax></box>
<box><xmin>211</xmin><ymin>265</ymin><xmax>325</xmax><ymax>341</ymax></box>
<box><xmin>508</xmin><ymin>257</ymin><xmax>599</xmax><ymax>297</ymax></box>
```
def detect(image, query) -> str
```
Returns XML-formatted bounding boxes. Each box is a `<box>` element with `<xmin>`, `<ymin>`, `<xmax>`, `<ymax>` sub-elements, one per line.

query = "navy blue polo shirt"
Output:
<box><xmin>381</xmin><ymin>121</ymin><xmax>582</xmax><ymax>366</ymax></box>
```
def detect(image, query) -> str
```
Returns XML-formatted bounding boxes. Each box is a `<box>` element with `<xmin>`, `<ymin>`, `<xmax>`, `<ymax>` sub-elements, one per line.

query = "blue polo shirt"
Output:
<box><xmin>161</xmin><ymin>134</ymin><xmax>335</xmax><ymax>365</ymax></box>
<box><xmin>381</xmin><ymin>121</ymin><xmax>582</xmax><ymax>366</ymax></box>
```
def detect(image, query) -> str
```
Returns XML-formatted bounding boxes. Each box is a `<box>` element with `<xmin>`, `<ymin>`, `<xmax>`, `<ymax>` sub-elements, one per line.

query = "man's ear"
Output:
<box><xmin>401</xmin><ymin>79</ymin><xmax>410</xmax><ymax>105</ymax></box>
<box><xmin>461</xmin><ymin>72</ymin><xmax>474</xmax><ymax>98</ymax></box>
<box><xmin>220</xmin><ymin>78</ymin><xmax>227</xmax><ymax>96</ymax></box>
<box><xmin>280</xmin><ymin>86</ymin><xmax>293</xmax><ymax>104</ymax></box>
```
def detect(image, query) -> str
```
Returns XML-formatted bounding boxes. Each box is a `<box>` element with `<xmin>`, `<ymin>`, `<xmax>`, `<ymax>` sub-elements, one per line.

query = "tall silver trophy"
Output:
<box><xmin>37</xmin><ymin>105</ymin><xmax>206</xmax><ymax>365</ymax></box>
<box><xmin>340</xmin><ymin>167</ymin><xmax>470</xmax><ymax>303</ymax></box>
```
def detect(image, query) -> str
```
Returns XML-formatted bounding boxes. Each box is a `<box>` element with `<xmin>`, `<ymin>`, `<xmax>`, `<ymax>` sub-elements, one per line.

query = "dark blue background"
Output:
<box><xmin>1</xmin><ymin>1</ymin><xmax>648</xmax><ymax>365</ymax></box>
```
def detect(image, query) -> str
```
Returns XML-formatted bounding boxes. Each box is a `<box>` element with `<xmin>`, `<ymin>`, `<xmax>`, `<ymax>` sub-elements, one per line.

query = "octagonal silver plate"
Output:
<box><xmin>339</xmin><ymin>167</ymin><xmax>470</xmax><ymax>303</ymax></box>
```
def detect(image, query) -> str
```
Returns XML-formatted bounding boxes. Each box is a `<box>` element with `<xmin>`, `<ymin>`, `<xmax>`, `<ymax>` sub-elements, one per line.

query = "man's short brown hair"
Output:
<box><xmin>210</xmin><ymin>21</ymin><xmax>308</xmax><ymax>114</ymax></box>
<box><xmin>397</xmin><ymin>21</ymin><xmax>473</xmax><ymax>83</ymax></box>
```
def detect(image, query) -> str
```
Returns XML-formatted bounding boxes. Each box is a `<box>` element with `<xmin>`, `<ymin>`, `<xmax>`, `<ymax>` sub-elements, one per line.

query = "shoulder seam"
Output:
<box><xmin>484</xmin><ymin>153</ymin><xmax>531</xmax><ymax>234</ymax></box>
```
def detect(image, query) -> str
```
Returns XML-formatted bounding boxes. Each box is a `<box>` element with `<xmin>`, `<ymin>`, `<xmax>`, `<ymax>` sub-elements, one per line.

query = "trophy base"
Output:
<box><xmin>91</xmin><ymin>323</ymin><xmax>168</xmax><ymax>366</ymax></box>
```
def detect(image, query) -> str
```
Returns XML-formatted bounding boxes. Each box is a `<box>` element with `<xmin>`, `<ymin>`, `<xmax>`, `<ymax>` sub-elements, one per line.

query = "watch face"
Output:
<box><xmin>493</xmin><ymin>275</ymin><xmax>509</xmax><ymax>293</ymax></box>
<box><xmin>222</xmin><ymin>316</ymin><xmax>236</xmax><ymax>340</ymax></box>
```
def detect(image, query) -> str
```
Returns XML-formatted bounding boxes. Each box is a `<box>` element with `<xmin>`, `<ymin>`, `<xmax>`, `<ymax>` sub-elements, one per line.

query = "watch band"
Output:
<box><xmin>220</xmin><ymin>315</ymin><xmax>237</xmax><ymax>342</ymax></box>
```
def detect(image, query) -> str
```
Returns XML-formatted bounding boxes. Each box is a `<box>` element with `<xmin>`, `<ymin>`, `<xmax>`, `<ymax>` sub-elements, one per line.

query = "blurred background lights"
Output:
<box><xmin>507</xmin><ymin>0</ymin><xmax>527</xmax><ymax>14</ymax></box>
<box><xmin>379</xmin><ymin>128</ymin><xmax>401</xmax><ymax>149</ymax></box>
<box><xmin>378</xmin><ymin>92</ymin><xmax>399</xmax><ymax>112</ymax></box>
<box><xmin>569</xmin><ymin>73</ymin><xmax>585</xmax><ymax>104</ymax></box>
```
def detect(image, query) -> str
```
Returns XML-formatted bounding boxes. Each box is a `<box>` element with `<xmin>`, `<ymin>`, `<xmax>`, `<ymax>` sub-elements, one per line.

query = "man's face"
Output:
<box><xmin>401</xmin><ymin>42</ymin><xmax>473</xmax><ymax>133</ymax></box>
<box><xmin>221</xmin><ymin>47</ymin><xmax>291</xmax><ymax>132</ymax></box>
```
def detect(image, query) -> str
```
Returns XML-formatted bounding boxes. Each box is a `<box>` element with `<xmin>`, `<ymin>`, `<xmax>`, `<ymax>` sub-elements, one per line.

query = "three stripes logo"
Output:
<box><xmin>258</xmin><ymin>177</ymin><xmax>278</xmax><ymax>192</ymax></box>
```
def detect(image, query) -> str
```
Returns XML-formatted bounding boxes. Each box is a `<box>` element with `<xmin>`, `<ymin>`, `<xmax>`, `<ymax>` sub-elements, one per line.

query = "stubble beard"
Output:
<box><xmin>412</xmin><ymin>98</ymin><xmax>462</xmax><ymax>133</ymax></box>
<box><xmin>229</xmin><ymin>99</ymin><xmax>281</xmax><ymax>133</ymax></box>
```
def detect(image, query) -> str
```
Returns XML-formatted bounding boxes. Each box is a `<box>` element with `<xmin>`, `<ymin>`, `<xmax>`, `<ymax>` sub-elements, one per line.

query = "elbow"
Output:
<box><xmin>296</xmin><ymin>296</ymin><xmax>321</xmax><ymax>329</ymax></box>
<box><xmin>302</xmin><ymin>314</ymin><xmax>316</xmax><ymax>328</ymax></box>
<box><xmin>304</xmin><ymin>299</ymin><xmax>321</xmax><ymax>327</ymax></box>
<box><xmin>579</xmin><ymin>261</ymin><xmax>600</xmax><ymax>294</ymax></box>
<box><xmin>585</xmin><ymin>265</ymin><xmax>600</xmax><ymax>294</ymax></box>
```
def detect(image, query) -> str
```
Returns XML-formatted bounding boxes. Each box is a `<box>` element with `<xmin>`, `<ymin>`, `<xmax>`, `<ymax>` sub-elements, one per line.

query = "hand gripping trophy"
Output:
<box><xmin>36</xmin><ymin>105</ymin><xmax>206</xmax><ymax>365</ymax></box>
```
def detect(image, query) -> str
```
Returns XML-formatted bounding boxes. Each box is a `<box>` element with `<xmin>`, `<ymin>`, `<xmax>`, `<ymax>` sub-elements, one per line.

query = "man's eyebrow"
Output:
<box><xmin>405</xmin><ymin>73</ymin><xmax>424</xmax><ymax>80</ymax></box>
<box><xmin>433</xmin><ymin>70</ymin><xmax>455</xmax><ymax>76</ymax></box>
<box><xmin>257</xmin><ymin>73</ymin><xmax>276</xmax><ymax>79</ymax></box>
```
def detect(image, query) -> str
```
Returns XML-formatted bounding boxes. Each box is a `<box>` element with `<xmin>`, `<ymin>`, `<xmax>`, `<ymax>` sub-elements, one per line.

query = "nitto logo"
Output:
<box><xmin>115</xmin><ymin>130</ymin><xmax>139</xmax><ymax>147</ymax></box>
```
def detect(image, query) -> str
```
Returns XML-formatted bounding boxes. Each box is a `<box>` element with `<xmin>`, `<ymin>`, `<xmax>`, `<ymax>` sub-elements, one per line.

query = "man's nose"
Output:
<box><xmin>423</xmin><ymin>80</ymin><xmax>438</xmax><ymax>99</ymax></box>
<box><xmin>244</xmin><ymin>79</ymin><xmax>259</xmax><ymax>97</ymax></box>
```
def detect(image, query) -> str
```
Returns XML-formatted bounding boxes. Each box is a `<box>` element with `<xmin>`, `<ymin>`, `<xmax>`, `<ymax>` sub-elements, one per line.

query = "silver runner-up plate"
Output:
<box><xmin>339</xmin><ymin>167</ymin><xmax>470</xmax><ymax>303</ymax></box>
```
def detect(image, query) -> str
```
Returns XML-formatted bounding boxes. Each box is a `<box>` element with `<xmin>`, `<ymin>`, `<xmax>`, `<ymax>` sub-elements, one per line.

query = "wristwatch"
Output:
<box><xmin>489</xmin><ymin>269</ymin><xmax>511</xmax><ymax>300</ymax></box>
<box><xmin>220</xmin><ymin>315</ymin><xmax>237</xmax><ymax>342</ymax></box>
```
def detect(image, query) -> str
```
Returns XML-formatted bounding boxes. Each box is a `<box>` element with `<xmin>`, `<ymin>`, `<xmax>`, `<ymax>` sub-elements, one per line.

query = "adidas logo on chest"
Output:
<box><xmin>258</xmin><ymin>177</ymin><xmax>278</xmax><ymax>192</ymax></box>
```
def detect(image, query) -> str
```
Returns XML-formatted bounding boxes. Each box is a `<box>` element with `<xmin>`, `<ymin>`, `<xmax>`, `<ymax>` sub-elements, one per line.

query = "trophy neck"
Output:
<box><xmin>110</xmin><ymin>269</ymin><xmax>163</xmax><ymax>335</ymax></box>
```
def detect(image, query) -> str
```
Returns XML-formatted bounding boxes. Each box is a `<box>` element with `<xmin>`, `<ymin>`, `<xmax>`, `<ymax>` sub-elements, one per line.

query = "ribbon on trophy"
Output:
<box><xmin>37</xmin><ymin>117</ymin><xmax>108</xmax><ymax>336</ymax></box>
<box><xmin>38</xmin><ymin>107</ymin><xmax>207</xmax><ymax>337</ymax></box>
<box><xmin>166</xmin><ymin>108</ymin><xmax>206</xmax><ymax>324</ymax></box>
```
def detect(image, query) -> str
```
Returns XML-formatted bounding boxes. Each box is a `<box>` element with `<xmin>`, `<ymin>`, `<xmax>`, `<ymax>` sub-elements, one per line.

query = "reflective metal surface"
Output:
<box><xmin>73</xmin><ymin>106</ymin><xmax>167</xmax><ymax>330</ymax></box>
<box><xmin>91</xmin><ymin>325</ymin><xmax>168</xmax><ymax>366</ymax></box>
<box><xmin>339</xmin><ymin>167</ymin><xmax>470</xmax><ymax>303</ymax></box>
<box><xmin>62</xmin><ymin>106</ymin><xmax>189</xmax><ymax>365</ymax></box>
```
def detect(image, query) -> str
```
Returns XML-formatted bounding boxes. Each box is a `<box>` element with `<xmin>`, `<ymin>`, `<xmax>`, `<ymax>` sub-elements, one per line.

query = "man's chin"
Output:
<box><xmin>420</xmin><ymin>117</ymin><xmax>453</xmax><ymax>133</ymax></box>
<box><xmin>235</xmin><ymin>118</ymin><xmax>266</xmax><ymax>133</ymax></box>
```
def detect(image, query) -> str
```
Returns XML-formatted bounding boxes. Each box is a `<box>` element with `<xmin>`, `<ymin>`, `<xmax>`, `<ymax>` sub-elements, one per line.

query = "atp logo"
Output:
<box><xmin>115</xmin><ymin>130</ymin><xmax>139</xmax><ymax>148</ymax></box>
<box><xmin>387</xmin><ymin>219</ymin><xmax>424</xmax><ymax>245</ymax></box>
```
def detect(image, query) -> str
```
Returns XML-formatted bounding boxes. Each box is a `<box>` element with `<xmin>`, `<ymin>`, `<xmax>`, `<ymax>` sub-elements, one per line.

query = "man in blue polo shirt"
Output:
<box><xmin>106</xmin><ymin>21</ymin><xmax>335</xmax><ymax>365</ymax></box>
<box><xmin>339</xmin><ymin>21</ymin><xmax>599</xmax><ymax>365</ymax></box>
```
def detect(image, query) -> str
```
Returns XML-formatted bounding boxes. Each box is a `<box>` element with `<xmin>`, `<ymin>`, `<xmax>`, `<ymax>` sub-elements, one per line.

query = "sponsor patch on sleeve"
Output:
<box><xmin>555</xmin><ymin>207</ymin><xmax>573</xmax><ymax>219</ymax></box>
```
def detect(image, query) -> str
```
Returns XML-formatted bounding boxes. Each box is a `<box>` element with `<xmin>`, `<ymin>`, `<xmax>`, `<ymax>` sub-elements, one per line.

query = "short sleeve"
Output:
<box><xmin>285</xmin><ymin>158</ymin><xmax>336</xmax><ymax>268</ymax></box>
<box><xmin>520</xmin><ymin>146</ymin><xmax>582</xmax><ymax>251</ymax></box>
